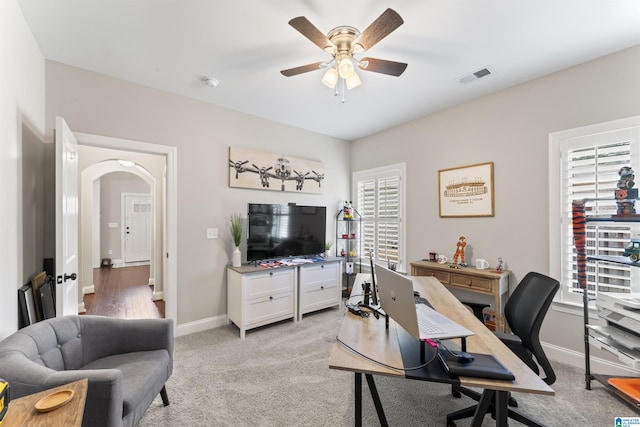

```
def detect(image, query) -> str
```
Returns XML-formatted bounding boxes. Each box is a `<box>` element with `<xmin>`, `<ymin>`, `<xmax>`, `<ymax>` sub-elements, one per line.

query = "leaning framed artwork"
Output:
<box><xmin>438</xmin><ymin>162</ymin><xmax>494</xmax><ymax>217</ymax></box>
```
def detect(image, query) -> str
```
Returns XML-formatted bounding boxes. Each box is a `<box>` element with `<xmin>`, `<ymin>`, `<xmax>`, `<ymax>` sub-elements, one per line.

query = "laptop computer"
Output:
<box><xmin>374</xmin><ymin>263</ymin><xmax>474</xmax><ymax>341</ymax></box>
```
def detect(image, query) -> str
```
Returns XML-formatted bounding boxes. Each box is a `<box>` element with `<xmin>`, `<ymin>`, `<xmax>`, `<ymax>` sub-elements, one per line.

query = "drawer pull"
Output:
<box><xmin>320</xmin><ymin>285</ymin><xmax>324</xmax><ymax>290</ymax></box>
<box><xmin>269</xmin><ymin>272</ymin><xmax>273</xmax><ymax>277</ymax></box>
<box><xmin>269</xmin><ymin>296</ymin><xmax>273</xmax><ymax>301</ymax></box>
<box><xmin>466</xmin><ymin>280</ymin><xmax>472</xmax><ymax>286</ymax></box>
<box><xmin>321</xmin><ymin>265</ymin><xmax>324</xmax><ymax>269</ymax></box>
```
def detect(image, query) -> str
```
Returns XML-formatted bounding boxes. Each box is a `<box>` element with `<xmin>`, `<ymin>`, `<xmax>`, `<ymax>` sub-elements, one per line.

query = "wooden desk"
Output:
<box><xmin>410</xmin><ymin>260</ymin><xmax>510</xmax><ymax>332</ymax></box>
<box><xmin>2</xmin><ymin>379</ymin><xmax>88</xmax><ymax>427</ymax></box>
<box><xmin>329</xmin><ymin>274</ymin><xmax>554</xmax><ymax>426</ymax></box>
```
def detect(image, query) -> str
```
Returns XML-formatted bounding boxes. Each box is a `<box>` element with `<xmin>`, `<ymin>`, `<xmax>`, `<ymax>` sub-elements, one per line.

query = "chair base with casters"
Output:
<box><xmin>446</xmin><ymin>272</ymin><xmax>560</xmax><ymax>427</ymax></box>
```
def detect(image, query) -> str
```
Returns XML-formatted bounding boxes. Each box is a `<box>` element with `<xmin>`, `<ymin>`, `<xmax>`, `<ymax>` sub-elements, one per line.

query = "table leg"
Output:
<box><xmin>365</xmin><ymin>374</ymin><xmax>389</xmax><ymax>427</ymax></box>
<box><xmin>355</xmin><ymin>372</ymin><xmax>362</xmax><ymax>427</ymax></box>
<box><xmin>494</xmin><ymin>391</ymin><xmax>508</xmax><ymax>426</ymax></box>
<box><xmin>471</xmin><ymin>390</ymin><xmax>494</xmax><ymax>427</ymax></box>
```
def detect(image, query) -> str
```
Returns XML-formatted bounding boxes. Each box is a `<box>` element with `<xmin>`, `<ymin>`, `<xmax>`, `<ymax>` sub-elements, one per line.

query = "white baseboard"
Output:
<box><xmin>110</xmin><ymin>260</ymin><xmax>151</xmax><ymax>268</ymax></box>
<box><xmin>152</xmin><ymin>290</ymin><xmax>164</xmax><ymax>301</ymax></box>
<box><xmin>83</xmin><ymin>284</ymin><xmax>95</xmax><ymax>295</ymax></box>
<box><xmin>175</xmin><ymin>315</ymin><xmax>229</xmax><ymax>338</ymax></box>
<box><xmin>543</xmin><ymin>341</ymin><xmax>640</xmax><ymax>376</ymax></box>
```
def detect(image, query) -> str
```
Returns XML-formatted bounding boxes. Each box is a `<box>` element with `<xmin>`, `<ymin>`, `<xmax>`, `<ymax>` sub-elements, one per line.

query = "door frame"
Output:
<box><xmin>74</xmin><ymin>131</ymin><xmax>177</xmax><ymax>324</ymax></box>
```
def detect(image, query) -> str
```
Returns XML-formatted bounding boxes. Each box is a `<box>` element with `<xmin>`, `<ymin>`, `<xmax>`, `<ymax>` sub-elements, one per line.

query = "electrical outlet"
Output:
<box><xmin>345</xmin><ymin>262</ymin><xmax>354</xmax><ymax>274</ymax></box>
<box><xmin>206</xmin><ymin>228</ymin><xmax>218</xmax><ymax>239</ymax></box>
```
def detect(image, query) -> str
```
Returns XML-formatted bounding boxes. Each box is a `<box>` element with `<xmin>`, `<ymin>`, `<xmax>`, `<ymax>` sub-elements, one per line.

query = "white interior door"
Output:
<box><xmin>124</xmin><ymin>194</ymin><xmax>151</xmax><ymax>263</ymax></box>
<box><xmin>55</xmin><ymin>117</ymin><xmax>79</xmax><ymax>316</ymax></box>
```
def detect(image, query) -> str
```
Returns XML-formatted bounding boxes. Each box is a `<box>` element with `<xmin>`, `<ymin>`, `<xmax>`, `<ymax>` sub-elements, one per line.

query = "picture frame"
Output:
<box><xmin>438</xmin><ymin>162</ymin><xmax>494</xmax><ymax>218</ymax></box>
<box><xmin>18</xmin><ymin>284</ymin><xmax>37</xmax><ymax>328</ymax></box>
<box><xmin>228</xmin><ymin>146</ymin><xmax>325</xmax><ymax>194</ymax></box>
<box><xmin>30</xmin><ymin>270</ymin><xmax>47</xmax><ymax>321</ymax></box>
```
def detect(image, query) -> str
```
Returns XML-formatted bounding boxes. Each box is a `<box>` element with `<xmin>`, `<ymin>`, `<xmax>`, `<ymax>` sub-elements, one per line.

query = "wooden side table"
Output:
<box><xmin>2</xmin><ymin>378</ymin><xmax>88</xmax><ymax>427</ymax></box>
<box><xmin>410</xmin><ymin>260</ymin><xmax>510</xmax><ymax>332</ymax></box>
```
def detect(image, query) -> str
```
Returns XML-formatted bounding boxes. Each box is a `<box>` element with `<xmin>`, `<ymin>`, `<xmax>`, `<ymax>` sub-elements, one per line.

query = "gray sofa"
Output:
<box><xmin>0</xmin><ymin>315</ymin><xmax>173</xmax><ymax>427</ymax></box>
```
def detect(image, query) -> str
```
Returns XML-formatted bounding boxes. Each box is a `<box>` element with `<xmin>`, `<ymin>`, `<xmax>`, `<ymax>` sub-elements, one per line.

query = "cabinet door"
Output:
<box><xmin>245</xmin><ymin>269</ymin><xmax>294</xmax><ymax>299</ymax></box>
<box><xmin>246</xmin><ymin>292</ymin><xmax>294</xmax><ymax>325</ymax></box>
<box><xmin>300</xmin><ymin>262</ymin><xmax>341</xmax><ymax>314</ymax></box>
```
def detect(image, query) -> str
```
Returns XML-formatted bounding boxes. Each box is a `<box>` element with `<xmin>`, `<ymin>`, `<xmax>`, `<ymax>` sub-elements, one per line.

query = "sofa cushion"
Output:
<box><xmin>81</xmin><ymin>349</ymin><xmax>171</xmax><ymax>418</ymax></box>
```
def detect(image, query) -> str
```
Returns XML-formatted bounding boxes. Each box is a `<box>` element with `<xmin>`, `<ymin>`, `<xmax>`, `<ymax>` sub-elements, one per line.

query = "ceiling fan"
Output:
<box><xmin>280</xmin><ymin>8</ymin><xmax>407</xmax><ymax>93</ymax></box>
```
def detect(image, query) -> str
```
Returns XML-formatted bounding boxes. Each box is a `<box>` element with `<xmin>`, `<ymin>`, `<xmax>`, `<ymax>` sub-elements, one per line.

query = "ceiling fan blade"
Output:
<box><xmin>280</xmin><ymin>62</ymin><xmax>325</xmax><ymax>77</ymax></box>
<box><xmin>353</xmin><ymin>8</ymin><xmax>404</xmax><ymax>51</ymax></box>
<box><xmin>289</xmin><ymin>16</ymin><xmax>335</xmax><ymax>52</ymax></box>
<box><xmin>358</xmin><ymin>57</ymin><xmax>408</xmax><ymax>76</ymax></box>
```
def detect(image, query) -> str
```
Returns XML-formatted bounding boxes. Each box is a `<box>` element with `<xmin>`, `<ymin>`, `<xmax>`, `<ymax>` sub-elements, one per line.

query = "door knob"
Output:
<box><xmin>64</xmin><ymin>273</ymin><xmax>77</xmax><ymax>282</ymax></box>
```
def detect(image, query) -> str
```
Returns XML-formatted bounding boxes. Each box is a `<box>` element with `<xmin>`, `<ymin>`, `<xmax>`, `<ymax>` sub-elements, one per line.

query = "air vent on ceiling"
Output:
<box><xmin>458</xmin><ymin>67</ymin><xmax>494</xmax><ymax>84</ymax></box>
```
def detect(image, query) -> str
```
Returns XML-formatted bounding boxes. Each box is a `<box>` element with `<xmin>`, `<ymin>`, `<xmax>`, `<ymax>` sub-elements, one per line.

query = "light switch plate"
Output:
<box><xmin>206</xmin><ymin>228</ymin><xmax>218</xmax><ymax>239</ymax></box>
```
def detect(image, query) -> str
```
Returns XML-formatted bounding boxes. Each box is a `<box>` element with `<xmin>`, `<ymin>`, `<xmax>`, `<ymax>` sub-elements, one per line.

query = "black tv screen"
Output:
<box><xmin>247</xmin><ymin>203</ymin><xmax>326</xmax><ymax>262</ymax></box>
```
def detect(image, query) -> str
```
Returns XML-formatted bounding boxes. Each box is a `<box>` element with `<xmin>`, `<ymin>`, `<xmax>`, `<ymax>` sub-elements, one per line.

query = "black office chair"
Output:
<box><xmin>447</xmin><ymin>272</ymin><xmax>560</xmax><ymax>427</ymax></box>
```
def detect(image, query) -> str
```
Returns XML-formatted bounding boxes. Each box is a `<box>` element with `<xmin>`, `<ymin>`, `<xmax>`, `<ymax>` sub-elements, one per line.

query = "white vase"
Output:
<box><xmin>232</xmin><ymin>246</ymin><xmax>242</xmax><ymax>267</ymax></box>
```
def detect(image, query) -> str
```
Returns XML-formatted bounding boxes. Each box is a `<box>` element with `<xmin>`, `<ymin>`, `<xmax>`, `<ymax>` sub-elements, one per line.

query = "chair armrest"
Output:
<box><xmin>2</xmin><ymin>361</ymin><xmax>123</xmax><ymax>427</ymax></box>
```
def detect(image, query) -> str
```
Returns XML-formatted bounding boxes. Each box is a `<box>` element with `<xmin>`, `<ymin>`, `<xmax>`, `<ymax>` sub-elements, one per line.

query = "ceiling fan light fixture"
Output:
<box><xmin>338</xmin><ymin>56</ymin><xmax>355</xmax><ymax>79</ymax></box>
<box><xmin>345</xmin><ymin>72</ymin><xmax>361</xmax><ymax>90</ymax></box>
<box><xmin>321</xmin><ymin>68</ymin><xmax>339</xmax><ymax>88</ymax></box>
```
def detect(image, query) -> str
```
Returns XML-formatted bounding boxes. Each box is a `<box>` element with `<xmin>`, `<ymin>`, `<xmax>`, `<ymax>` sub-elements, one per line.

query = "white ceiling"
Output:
<box><xmin>18</xmin><ymin>0</ymin><xmax>640</xmax><ymax>141</ymax></box>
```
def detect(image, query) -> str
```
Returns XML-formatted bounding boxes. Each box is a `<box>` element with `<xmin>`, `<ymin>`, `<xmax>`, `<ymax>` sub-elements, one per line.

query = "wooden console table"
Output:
<box><xmin>410</xmin><ymin>260</ymin><xmax>510</xmax><ymax>332</ymax></box>
<box><xmin>2</xmin><ymin>379</ymin><xmax>88</xmax><ymax>427</ymax></box>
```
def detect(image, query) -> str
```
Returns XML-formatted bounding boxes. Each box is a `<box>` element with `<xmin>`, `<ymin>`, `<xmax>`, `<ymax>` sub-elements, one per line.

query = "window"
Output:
<box><xmin>549</xmin><ymin>117</ymin><xmax>640</xmax><ymax>305</ymax></box>
<box><xmin>353</xmin><ymin>163</ymin><xmax>406</xmax><ymax>272</ymax></box>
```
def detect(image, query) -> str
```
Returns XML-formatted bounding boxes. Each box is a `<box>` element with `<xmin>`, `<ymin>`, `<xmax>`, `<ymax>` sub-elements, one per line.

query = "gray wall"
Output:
<box><xmin>100</xmin><ymin>172</ymin><xmax>150</xmax><ymax>262</ymax></box>
<box><xmin>44</xmin><ymin>60</ymin><xmax>351</xmax><ymax>328</ymax></box>
<box><xmin>351</xmin><ymin>44</ymin><xmax>640</xmax><ymax>367</ymax></box>
<box><xmin>0</xmin><ymin>0</ymin><xmax>46</xmax><ymax>337</ymax></box>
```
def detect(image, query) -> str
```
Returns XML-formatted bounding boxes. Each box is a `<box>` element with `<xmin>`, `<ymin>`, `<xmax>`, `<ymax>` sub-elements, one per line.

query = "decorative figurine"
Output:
<box><xmin>452</xmin><ymin>236</ymin><xmax>467</xmax><ymax>265</ymax></box>
<box><xmin>343</xmin><ymin>201</ymin><xmax>353</xmax><ymax>219</ymax></box>
<box><xmin>496</xmin><ymin>256</ymin><xmax>504</xmax><ymax>272</ymax></box>
<box><xmin>615</xmin><ymin>166</ymin><xmax>637</xmax><ymax>215</ymax></box>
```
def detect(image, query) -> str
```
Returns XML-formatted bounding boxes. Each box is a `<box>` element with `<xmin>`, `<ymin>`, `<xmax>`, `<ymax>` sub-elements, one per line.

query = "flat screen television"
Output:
<box><xmin>247</xmin><ymin>203</ymin><xmax>326</xmax><ymax>262</ymax></box>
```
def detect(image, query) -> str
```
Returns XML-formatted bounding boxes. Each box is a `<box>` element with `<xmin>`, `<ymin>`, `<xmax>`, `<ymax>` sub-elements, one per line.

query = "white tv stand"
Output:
<box><xmin>227</xmin><ymin>258</ymin><xmax>342</xmax><ymax>338</ymax></box>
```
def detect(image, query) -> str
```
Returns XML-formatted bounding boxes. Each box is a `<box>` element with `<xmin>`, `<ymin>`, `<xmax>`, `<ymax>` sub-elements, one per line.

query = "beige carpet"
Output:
<box><xmin>139</xmin><ymin>307</ymin><xmax>636</xmax><ymax>426</ymax></box>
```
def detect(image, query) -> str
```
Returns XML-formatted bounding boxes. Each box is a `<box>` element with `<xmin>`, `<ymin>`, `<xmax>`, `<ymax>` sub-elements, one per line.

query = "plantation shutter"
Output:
<box><xmin>354</xmin><ymin>164</ymin><xmax>405</xmax><ymax>271</ymax></box>
<box><xmin>562</xmin><ymin>133</ymin><xmax>639</xmax><ymax>302</ymax></box>
<box><xmin>377</xmin><ymin>175</ymin><xmax>400</xmax><ymax>264</ymax></box>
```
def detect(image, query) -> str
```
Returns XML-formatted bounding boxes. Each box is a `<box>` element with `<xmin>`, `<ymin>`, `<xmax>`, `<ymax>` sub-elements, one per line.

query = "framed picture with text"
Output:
<box><xmin>438</xmin><ymin>162</ymin><xmax>494</xmax><ymax>218</ymax></box>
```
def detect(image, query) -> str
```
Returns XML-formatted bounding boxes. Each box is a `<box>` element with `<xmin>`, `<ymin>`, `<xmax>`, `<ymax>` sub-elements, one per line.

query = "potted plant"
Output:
<box><xmin>229</xmin><ymin>213</ymin><xmax>243</xmax><ymax>267</ymax></box>
<box><xmin>325</xmin><ymin>241</ymin><xmax>332</xmax><ymax>257</ymax></box>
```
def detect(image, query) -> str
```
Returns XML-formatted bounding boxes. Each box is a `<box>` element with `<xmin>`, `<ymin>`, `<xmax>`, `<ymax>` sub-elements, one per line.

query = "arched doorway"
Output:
<box><xmin>72</xmin><ymin>131</ymin><xmax>177</xmax><ymax>324</ymax></box>
<box><xmin>80</xmin><ymin>160</ymin><xmax>161</xmax><ymax>317</ymax></box>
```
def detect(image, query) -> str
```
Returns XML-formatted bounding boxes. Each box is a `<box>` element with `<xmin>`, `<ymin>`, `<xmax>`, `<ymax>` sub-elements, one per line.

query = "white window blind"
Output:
<box><xmin>557</xmin><ymin>125</ymin><xmax>640</xmax><ymax>304</ymax></box>
<box><xmin>353</xmin><ymin>164</ymin><xmax>406</xmax><ymax>271</ymax></box>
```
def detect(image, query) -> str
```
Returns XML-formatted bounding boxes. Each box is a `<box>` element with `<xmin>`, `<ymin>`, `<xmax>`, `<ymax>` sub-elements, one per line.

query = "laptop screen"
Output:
<box><xmin>375</xmin><ymin>263</ymin><xmax>422</xmax><ymax>339</ymax></box>
<box><xmin>375</xmin><ymin>263</ymin><xmax>474</xmax><ymax>341</ymax></box>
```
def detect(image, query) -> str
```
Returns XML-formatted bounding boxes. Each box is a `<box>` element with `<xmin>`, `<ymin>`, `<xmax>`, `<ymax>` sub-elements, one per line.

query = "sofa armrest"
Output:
<box><xmin>1</xmin><ymin>359</ymin><xmax>123</xmax><ymax>427</ymax></box>
<box><xmin>80</xmin><ymin>316</ymin><xmax>174</xmax><ymax>365</ymax></box>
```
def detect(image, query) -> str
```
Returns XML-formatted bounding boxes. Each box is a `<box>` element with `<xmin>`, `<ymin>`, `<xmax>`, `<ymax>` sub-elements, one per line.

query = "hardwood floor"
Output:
<box><xmin>83</xmin><ymin>265</ymin><xmax>165</xmax><ymax>319</ymax></box>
